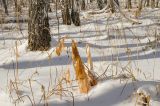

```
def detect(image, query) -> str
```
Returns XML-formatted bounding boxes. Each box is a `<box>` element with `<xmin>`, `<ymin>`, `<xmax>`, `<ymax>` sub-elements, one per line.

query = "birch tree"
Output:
<box><xmin>28</xmin><ymin>0</ymin><xmax>51</xmax><ymax>51</ymax></box>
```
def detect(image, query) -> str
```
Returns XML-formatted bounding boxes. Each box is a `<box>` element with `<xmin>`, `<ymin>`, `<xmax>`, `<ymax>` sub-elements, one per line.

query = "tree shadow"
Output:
<box><xmin>1</xmin><ymin>41</ymin><xmax>159</xmax><ymax>69</ymax></box>
<box><xmin>0</xmin><ymin>36</ymin><xmax>27</xmax><ymax>41</ymax></box>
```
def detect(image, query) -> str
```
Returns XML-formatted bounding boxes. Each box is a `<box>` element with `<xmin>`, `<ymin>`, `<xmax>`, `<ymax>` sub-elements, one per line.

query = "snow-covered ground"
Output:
<box><xmin>0</xmin><ymin>5</ymin><xmax>160</xmax><ymax>106</ymax></box>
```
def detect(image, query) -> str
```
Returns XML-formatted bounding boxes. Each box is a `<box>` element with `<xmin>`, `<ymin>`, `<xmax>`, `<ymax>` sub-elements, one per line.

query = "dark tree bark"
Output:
<box><xmin>81</xmin><ymin>0</ymin><xmax>86</xmax><ymax>10</ymax></box>
<box><xmin>104</xmin><ymin>0</ymin><xmax>107</xmax><ymax>4</ymax></box>
<box><xmin>48</xmin><ymin>0</ymin><xmax>52</xmax><ymax>12</ymax></box>
<box><xmin>155</xmin><ymin>0</ymin><xmax>159</xmax><ymax>7</ymax></box>
<box><xmin>71</xmin><ymin>0</ymin><xmax>80</xmax><ymax>26</ymax></box>
<box><xmin>106</xmin><ymin>0</ymin><xmax>119</xmax><ymax>13</ymax></box>
<box><xmin>28</xmin><ymin>0</ymin><xmax>51</xmax><ymax>51</ymax></box>
<box><xmin>61</xmin><ymin>0</ymin><xmax>71</xmax><ymax>25</ymax></box>
<box><xmin>68</xmin><ymin>0</ymin><xmax>71</xmax><ymax>8</ymax></box>
<box><xmin>109</xmin><ymin>0</ymin><xmax>115</xmax><ymax>13</ymax></box>
<box><xmin>2</xmin><ymin>0</ymin><xmax>8</xmax><ymax>15</ymax></box>
<box><xmin>97</xmin><ymin>0</ymin><xmax>104</xmax><ymax>10</ymax></box>
<box><xmin>125</xmin><ymin>0</ymin><xmax>132</xmax><ymax>9</ymax></box>
<box><xmin>145</xmin><ymin>0</ymin><xmax>150</xmax><ymax>7</ymax></box>
<box><xmin>14</xmin><ymin>0</ymin><xmax>21</xmax><ymax>13</ymax></box>
<box><xmin>90</xmin><ymin>0</ymin><xmax>93</xmax><ymax>3</ymax></box>
<box><xmin>138</xmin><ymin>0</ymin><xmax>143</xmax><ymax>11</ymax></box>
<box><xmin>114</xmin><ymin>0</ymin><xmax>119</xmax><ymax>6</ymax></box>
<box><xmin>151</xmin><ymin>0</ymin><xmax>155</xmax><ymax>8</ymax></box>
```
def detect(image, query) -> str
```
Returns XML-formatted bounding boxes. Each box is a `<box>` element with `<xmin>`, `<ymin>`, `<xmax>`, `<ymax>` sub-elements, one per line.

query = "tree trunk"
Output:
<box><xmin>81</xmin><ymin>0</ymin><xmax>85</xmax><ymax>10</ymax></box>
<box><xmin>126</xmin><ymin>0</ymin><xmax>132</xmax><ymax>9</ymax></box>
<box><xmin>28</xmin><ymin>0</ymin><xmax>51</xmax><ymax>51</ymax></box>
<box><xmin>97</xmin><ymin>0</ymin><xmax>103</xmax><ymax>10</ymax></box>
<box><xmin>104</xmin><ymin>0</ymin><xmax>107</xmax><ymax>4</ymax></box>
<box><xmin>90</xmin><ymin>0</ymin><xmax>93</xmax><ymax>3</ymax></box>
<box><xmin>68</xmin><ymin>0</ymin><xmax>71</xmax><ymax>8</ymax></box>
<box><xmin>2</xmin><ymin>0</ymin><xmax>8</xmax><ymax>15</ymax></box>
<box><xmin>138</xmin><ymin>0</ymin><xmax>143</xmax><ymax>11</ymax></box>
<box><xmin>109</xmin><ymin>0</ymin><xmax>115</xmax><ymax>13</ymax></box>
<box><xmin>114</xmin><ymin>0</ymin><xmax>119</xmax><ymax>6</ymax></box>
<box><xmin>48</xmin><ymin>0</ymin><xmax>52</xmax><ymax>12</ymax></box>
<box><xmin>14</xmin><ymin>0</ymin><xmax>21</xmax><ymax>13</ymax></box>
<box><xmin>145</xmin><ymin>0</ymin><xmax>150</xmax><ymax>7</ymax></box>
<box><xmin>155</xmin><ymin>0</ymin><xmax>159</xmax><ymax>7</ymax></box>
<box><xmin>151</xmin><ymin>0</ymin><xmax>155</xmax><ymax>8</ymax></box>
<box><xmin>107</xmin><ymin>0</ymin><xmax>119</xmax><ymax>13</ymax></box>
<box><xmin>71</xmin><ymin>0</ymin><xmax>80</xmax><ymax>26</ymax></box>
<box><xmin>61</xmin><ymin>0</ymin><xmax>71</xmax><ymax>25</ymax></box>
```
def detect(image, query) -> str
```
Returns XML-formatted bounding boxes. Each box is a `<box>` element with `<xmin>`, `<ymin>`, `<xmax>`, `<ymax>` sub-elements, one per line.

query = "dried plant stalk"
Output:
<box><xmin>86</xmin><ymin>44</ymin><xmax>93</xmax><ymax>70</ymax></box>
<box><xmin>72</xmin><ymin>40</ymin><xmax>97</xmax><ymax>93</ymax></box>
<box><xmin>57</xmin><ymin>79</ymin><xmax>63</xmax><ymax>99</ymax></box>
<box><xmin>86</xmin><ymin>69</ymin><xmax>97</xmax><ymax>86</ymax></box>
<box><xmin>65</xmin><ymin>68</ymin><xmax>71</xmax><ymax>84</ymax></box>
<box><xmin>56</xmin><ymin>38</ymin><xmax>65</xmax><ymax>56</ymax></box>
<box><xmin>86</xmin><ymin>44</ymin><xmax>97</xmax><ymax>86</ymax></box>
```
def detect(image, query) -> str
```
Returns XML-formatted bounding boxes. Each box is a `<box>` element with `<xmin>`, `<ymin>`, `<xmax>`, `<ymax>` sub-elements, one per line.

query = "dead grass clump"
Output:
<box><xmin>136</xmin><ymin>92</ymin><xmax>150</xmax><ymax>106</ymax></box>
<box><xmin>72</xmin><ymin>40</ymin><xmax>97</xmax><ymax>93</ymax></box>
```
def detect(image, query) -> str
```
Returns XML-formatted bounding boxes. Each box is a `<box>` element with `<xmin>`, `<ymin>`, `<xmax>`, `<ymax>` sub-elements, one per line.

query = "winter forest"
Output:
<box><xmin>0</xmin><ymin>0</ymin><xmax>160</xmax><ymax>106</ymax></box>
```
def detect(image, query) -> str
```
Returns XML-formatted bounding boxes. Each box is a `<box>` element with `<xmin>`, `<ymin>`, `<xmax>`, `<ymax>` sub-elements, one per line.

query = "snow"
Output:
<box><xmin>137</xmin><ymin>84</ymin><xmax>158</xmax><ymax>98</ymax></box>
<box><xmin>0</xmin><ymin>3</ymin><xmax>160</xmax><ymax>106</ymax></box>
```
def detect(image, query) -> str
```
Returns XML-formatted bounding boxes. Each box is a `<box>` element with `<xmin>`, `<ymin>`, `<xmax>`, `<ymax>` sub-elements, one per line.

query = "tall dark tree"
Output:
<box><xmin>81</xmin><ymin>0</ymin><xmax>86</xmax><ymax>10</ymax></box>
<box><xmin>125</xmin><ymin>0</ymin><xmax>132</xmax><ymax>9</ymax></box>
<box><xmin>71</xmin><ymin>0</ymin><xmax>80</xmax><ymax>26</ymax></box>
<box><xmin>14</xmin><ymin>0</ymin><xmax>21</xmax><ymax>13</ymax></box>
<box><xmin>138</xmin><ymin>0</ymin><xmax>143</xmax><ymax>11</ymax></box>
<box><xmin>115</xmin><ymin>0</ymin><xmax>119</xmax><ymax>6</ymax></box>
<box><xmin>155</xmin><ymin>0</ymin><xmax>159</xmax><ymax>7</ymax></box>
<box><xmin>145</xmin><ymin>0</ymin><xmax>150</xmax><ymax>7</ymax></box>
<box><xmin>2</xmin><ymin>0</ymin><xmax>8</xmax><ymax>15</ymax></box>
<box><xmin>106</xmin><ymin>0</ymin><xmax>119</xmax><ymax>13</ymax></box>
<box><xmin>151</xmin><ymin>0</ymin><xmax>155</xmax><ymax>8</ymax></box>
<box><xmin>109</xmin><ymin>0</ymin><xmax>115</xmax><ymax>13</ymax></box>
<box><xmin>90</xmin><ymin>0</ymin><xmax>94</xmax><ymax>3</ymax></box>
<box><xmin>97</xmin><ymin>0</ymin><xmax>104</xmax><ymax>10</ymax></box>
<box><xmin>104</xmin><ymin>0</ymin><xmax>107</xmax><ymax>4</ymax></box>
<box><xmin>61</xmin><ymin>0</ymin><xmax>71</xmax><ymax>25</ymax></box>
<box><xmin>28</xmin><ymin>0</ymin><xmax>51</xmax><ymax>51</ymax></box>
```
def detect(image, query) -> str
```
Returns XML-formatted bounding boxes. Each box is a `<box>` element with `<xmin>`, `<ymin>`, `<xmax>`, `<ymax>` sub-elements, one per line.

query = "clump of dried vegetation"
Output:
<box><xmin>7</xmin><ymin>38</ymin><xmax>98</xmax><ymax>106</ymax></box>
<box><xmin>72</xmin><ymin>40</ymin><xmax>97</xmax><ymax>93</ymax></box>
<box><xmin>136</xmin><ymin>92</ymin><xmax>150</xmax><ymax>106</ymax></box>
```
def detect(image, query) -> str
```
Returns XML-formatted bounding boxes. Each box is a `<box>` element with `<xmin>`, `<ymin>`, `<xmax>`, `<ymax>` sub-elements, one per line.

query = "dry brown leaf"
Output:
<box><xmin>76</xmin><ymin>57</ymin><xmax>90</xmax><ymax>93</ymax></box>
<box><xmin>56</xmin><ymin>47</ymin><xmax>61</xmax><ymax>56</ymax></box>
<box><xmin>56</xmin><ymin>38</ymin><xmax>65</xmax><ymax>56</ymax></box>
<box><xmin>71</xmin><ymin>40</ymin><xmax>97</xmax><ymax>93</ymax></box>
<box><xmin>72</xmin><ymin>40</ymin><xmax>90</xmax><ymax>93</ymax></box>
